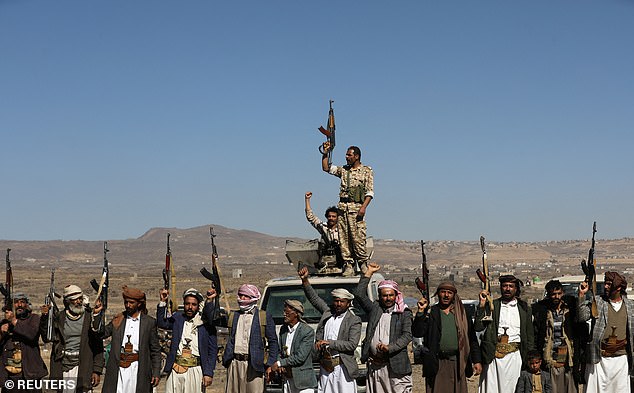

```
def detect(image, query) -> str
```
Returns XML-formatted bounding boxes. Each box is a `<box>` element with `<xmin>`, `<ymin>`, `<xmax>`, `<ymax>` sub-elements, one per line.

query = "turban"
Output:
<box><xmin>378</xmin><ymin>280</ymin><xmax>406</xmax><ymax>313</ymax></box>
<box><xmin>183</xmin><ymin>288</ymin><xmax>203</xmax><ymax>303</ymax></box>
<box><xmin>13</xmin><ymin>292</ymin><xmax>29</xmax><ymax>302</ymax></box>
<box><xmin>434</xmin><ymin>281</ymin><xmax>458</xmax><ymax>296</ymax></box>
<box><xmin>331</xmin><ymin>288</ymin><xmax>354</xmax><ymax>300</ymax></box>
<box><xmin>605</xmin><ymin>272</ymin><xmax>627</xmax><ymax>294</ymax></box>
<box><xmin>63</xmin><ymin>285</ymin><xmax>83</xmax><ymax>301</ymax></box>
<box><xmin>499</xmin><ymin>275</ymin><xmax>523</xmax><ymax>286</ymax></box>
<box><xmin>237</xmin><ymin>284</ymin><xmax>261</xmax><ymax>311</ymax></box>
<box><xmin>122</xmin><ymin>285</ymin><xmax>146</xmax><ymax>302</ymax></box>
<box><xmin>499</xmin><ymin>275</ymin><xmax>523</xmax><ymax>296</ymax></box>
<box><xmin>285</xmin><ymin>299</ymin><xmax>304</xmax><ymax>315</ymax></box>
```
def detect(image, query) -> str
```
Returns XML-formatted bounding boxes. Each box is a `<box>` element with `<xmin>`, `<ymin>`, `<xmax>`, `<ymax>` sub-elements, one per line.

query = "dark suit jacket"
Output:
<box><xmin>412</xmin><ymin>304</ymin><xmax>482</xmax><ymax>383</ymax></box>
<box><xmin>279</xmin><ymin>321</ymin><xmax>318</xmax><ymax>390</ymax></box>
<box><xmin>303</xmin><ymin>281</ymin><xmax>362</xmax><ymax>378</ymax></box>
<box><xmin>156</xmin><ymin>305</ymin><xmax>218</xmax><ymax>377</ymax></box>
<box><xmin>40</xmin><ymin>307</ymin><xmax>104</xmax><ymax>392</ymax></box>
<box><xmin>356</xmin><ymin>276</ymin><xmax>413</xmax><ymax>376</ymax></box>
<box><xmin>212</xmin><ymin>302</ymin><xmax>279</xmax><ymax>374</ymax></box>
<box><xmin>101</xmin><ymin>312</ymin><xmax>162</xmax><ymax>393</ymax></box>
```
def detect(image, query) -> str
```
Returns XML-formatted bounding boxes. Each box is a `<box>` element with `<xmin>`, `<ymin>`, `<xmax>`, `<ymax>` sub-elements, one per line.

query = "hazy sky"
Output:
<box><xmin>2</xmin><ymin>1</ymin><xmax>633</xmax><ymax>242</ymax></box>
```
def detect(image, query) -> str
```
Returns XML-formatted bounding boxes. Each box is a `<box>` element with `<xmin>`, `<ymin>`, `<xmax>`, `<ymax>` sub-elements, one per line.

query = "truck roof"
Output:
<box><xmin>263</xmin><ymin>274</ymin><xmax>375</xmax><ymax>287</ymax></box>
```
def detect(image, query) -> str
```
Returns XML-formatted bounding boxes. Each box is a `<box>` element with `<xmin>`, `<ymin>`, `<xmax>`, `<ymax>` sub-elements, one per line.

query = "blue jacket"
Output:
<box><xmin>217</xmin><ymin>305</ymin><xmax>279</xmax><ymax>374</ymax></box>
<box><xmin>157</xmin><ymin>304</ymin><xmax>218</xmax><ymax>377</ymax></box>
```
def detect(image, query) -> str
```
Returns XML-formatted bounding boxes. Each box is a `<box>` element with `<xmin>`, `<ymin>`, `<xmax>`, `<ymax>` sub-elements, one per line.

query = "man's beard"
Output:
<box><xmin>15</xmin><ymin>308</ymin><xmax>31</xmax><ymax>319</ymax></box>
<box><xmin>67</xmin><ymin>304</ymin><xmax>85</xmax><ymax>316</ymax></box>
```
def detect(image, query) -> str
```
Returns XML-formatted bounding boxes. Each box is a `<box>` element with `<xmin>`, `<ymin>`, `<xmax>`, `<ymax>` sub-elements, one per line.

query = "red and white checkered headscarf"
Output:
<box><xmin>237</xmin><ymin>284</ymin><xmax>261</xmax><ymax>310</ymax></box>
<box><xmin>378</xmin><ymin>280</ymin><xmax>406</xmax><ymax>313</ymax></box>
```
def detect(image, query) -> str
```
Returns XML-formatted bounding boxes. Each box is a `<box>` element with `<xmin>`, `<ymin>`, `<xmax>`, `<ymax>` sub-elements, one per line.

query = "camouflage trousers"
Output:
<box><xmin>337</xmin><ymin>202</ymin><xmax>369</xmax><ymax>263</ymax></box>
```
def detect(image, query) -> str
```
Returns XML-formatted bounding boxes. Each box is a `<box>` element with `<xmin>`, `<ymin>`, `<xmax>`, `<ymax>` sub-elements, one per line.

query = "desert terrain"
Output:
<box><xmin>2</xmin><ymin>224</ymin><xmax>633</xmax><ymax>392</ymax></box>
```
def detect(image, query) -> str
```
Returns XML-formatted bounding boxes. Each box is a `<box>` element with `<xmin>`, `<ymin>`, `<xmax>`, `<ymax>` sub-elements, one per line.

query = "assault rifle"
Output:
<box><xmin>200</xmin><ymin>227</ymin><xmax>229</xmax><ymax>322</ymax></box>
<box><xmin>163</xmin><ymin>234</ymin><xmax>176</xmax><ymax>314</ymax></box>
<box><xmin>476</xmin><ymin>236</ymin><xmax>494</xmax><ymax>322</ymax></box>
<box><xmin>44</xmin><ymin>268</ymin><xmax>60</xmax><ymax>341</ymax></box>
<box><xmin>90</xmin><ymin>242</ymin><xmax>110</xmax><ymax>314</ymax></box>
<box><xmin>414</xmin><ymin>241</ymin><xmax>430</xmax><ymax>305</ymax></box>
<box><xmin>580</xmin><ymin>221</ymin><xmax>598</xmax><ymax>318</ymax></box>
<box><xmin>0</xmin><ymin>249</ymin><xmax>13</xmax><ymax>313</ymax></box>
<box><xmin>318</xmin><ymin>100</ymin><xmax>336</xmax><ymax>168</ymax></box>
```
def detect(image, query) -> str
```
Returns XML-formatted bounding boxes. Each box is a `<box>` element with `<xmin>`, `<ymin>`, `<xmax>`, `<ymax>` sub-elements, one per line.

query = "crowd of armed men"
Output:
<box><xmin>2</xmin><ymin>144</ymin><xmax>633</xmax><ymax>393</ymax></box>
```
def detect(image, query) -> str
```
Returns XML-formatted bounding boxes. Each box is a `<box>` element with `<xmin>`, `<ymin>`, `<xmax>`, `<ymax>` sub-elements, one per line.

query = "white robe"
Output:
<box><xmin>585</xmin><ymin>354</ymin><xmax>630</xmax><ymax>393</ymax></box>
<box><xmin>319</xmin><ymin>311</ymin><xmax>356</xmax><ymax>393</ymax></box>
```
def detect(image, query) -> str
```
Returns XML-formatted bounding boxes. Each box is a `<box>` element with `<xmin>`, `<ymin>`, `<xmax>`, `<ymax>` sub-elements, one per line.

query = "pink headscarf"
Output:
<box><xmin>378</xmin><ymin>280</ymin><xmax>407</xmax><ymax>313</ymax></box>
<box><xmin>237</xmin><ymin>284</ymin><xmax>261</xmax><ymax>310</ymax></box>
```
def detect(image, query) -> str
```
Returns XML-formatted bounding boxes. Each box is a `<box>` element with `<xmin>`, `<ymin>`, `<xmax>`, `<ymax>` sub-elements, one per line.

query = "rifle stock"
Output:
<box><xmin>2</xmin><ymin>249</ymin><xmax>13</xmax><ymax>313</ymax></box>
<box><xmin>416</xmin><ymin>241</ymin><xmax>430</xmax><ymax>303</ymax></box>
<box><xmin>589</xmin><ymin>222</ymin><xmax>598</xmax><ymax>318</ymax></box>
<box><xmin>200</xmin><ymin>227</ymin><xmax>230</xmax><ymax>320</ymax></box>
<box><xmin>92</xmin><ymin>242</ymin><xmax>109</xmax><ymax>314</ymax></box>
<box><xmin>163</xmin><ymin>234</ymin><xmax>176</xmax><ymax>313</ymax></box>
<box><xmin>479</xmin><ymin>236</ymin><xmax>494</xmax><ymax>318</ymax></box>
<box><xmin>45</xmin><ymin>268</ymin><xmax>58</xmax><ymax>341</ymax></box>
<box><xmin>318</xmin><ymin>100</ymin><xmax>336</xmax><ymax>167</ymax></box>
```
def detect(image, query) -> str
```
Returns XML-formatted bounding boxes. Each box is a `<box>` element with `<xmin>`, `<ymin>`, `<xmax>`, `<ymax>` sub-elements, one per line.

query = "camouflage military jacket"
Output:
<box><xmin>329</xmin><ymin>164</ymin><xmax>374</xmax><ymax>204</ymax></box>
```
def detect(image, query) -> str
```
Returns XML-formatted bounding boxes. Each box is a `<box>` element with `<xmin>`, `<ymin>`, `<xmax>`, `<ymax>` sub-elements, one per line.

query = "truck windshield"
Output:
<box><xmin>261</xmin><ymin>283</ymin><xmax>369</xmax><ymax>325</ymax></box>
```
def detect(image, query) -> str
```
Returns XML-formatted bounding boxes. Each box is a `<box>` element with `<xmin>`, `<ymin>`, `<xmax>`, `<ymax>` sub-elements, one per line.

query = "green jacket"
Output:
<box><xmin>475</xmin><ymin>298</ymin><xmax>535</xmax><ymax>365</ymax></box>
<box><xmin>279</xmin><ymin>321</ymin><xmax>318</xmax><ymax>390</ymax></box>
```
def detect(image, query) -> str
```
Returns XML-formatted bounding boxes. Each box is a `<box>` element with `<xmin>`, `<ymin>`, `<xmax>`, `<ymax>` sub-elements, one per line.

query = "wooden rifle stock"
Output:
<box><xmin>317</xmin><ymin>100</ymin><xmax>336</xmax><ymax>167</ymax></box>
<box><xmin>479</xmin><ymin>236</ymin><xmax>494</xmax><ymax>318</ymax></box>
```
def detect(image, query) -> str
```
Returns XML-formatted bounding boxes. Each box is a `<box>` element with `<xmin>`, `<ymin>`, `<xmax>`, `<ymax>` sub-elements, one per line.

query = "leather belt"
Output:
<box><xmin>234</xmin><ymin>353</ymin><xmax>249</xmax><ymax>361</ymax></box>
<box><xmin>438</xmin><ymin>351</ymin><xmax>458</xmax><ymax>360</ymax></box>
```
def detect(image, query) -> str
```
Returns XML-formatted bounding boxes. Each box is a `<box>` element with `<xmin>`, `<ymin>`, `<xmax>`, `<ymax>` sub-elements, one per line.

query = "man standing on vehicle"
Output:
<box><xmin>532</xmin><ymin>280</ymin><xmax>580</xmax><ymax>393</ymax></box>
<box><xmin>267</xmin><ymin>299</ymin><xmax>317</xmax><ymax>393</ymax></box>
<box><xmin>218</xmin><ymin>283</ymin><xmax>279</xmax><ymax>393</ymax></box>
<box><xmin>305</xmin><ymin>191</ymin><xmax>342</xmax><ymax>274</ymax></box>
<box><xmin>413</xmin><ymin>282</ymin><xmax>482</xmax><ymax>393</ymax></box>
<box><xmin>298</xmin><ymin>266</ymin><xmax>361</xmax><ymax>392</ymax></box>
<box><xmin>356</xmin><ymin>262</ymin><xmax>412</xmax><ymax>393</ymax></box>
<box><xmin>578</xmin><ymin>271</ymin><xmax>634</xmax><ymax>393</ymax></box>
<box><xmin>476</xmin><ymin>275</ymin><xmax>534</xmax><ymax>393</ymax></box>
<box><xmin>158</xmin><ymin>287</ymin><xmax>217</xmax><ymax>392</ymax></box>
<box><xmin>322</xmin><ymin>144</ymin><xmax>374</xmax><ymax>276</ymax></box>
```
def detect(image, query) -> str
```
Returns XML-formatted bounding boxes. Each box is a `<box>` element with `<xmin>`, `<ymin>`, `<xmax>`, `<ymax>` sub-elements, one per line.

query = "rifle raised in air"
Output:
<box><xmin>44</xmin><ymin>268</ymin><xmax>60</xmax><ymax>341</ymax></box>
<box><xmin>163</xmin><ymin>233</ymin><xmax>176</xmax><ymax>314</ymax></box>
<box><xmin>476</xmin><ymin>236</ymin><xmax>494</xmax><ymax>321</ymax></box>
<box><xmin>318</xmin><ymin>100</ymin><xmax>336</xmax><ymax>168</ymax></box>
<box><xmin>90</xmin><ymin>242</ymin><xmax>110</xmax><ymax>315</ymax></box>
<box><xmin>201</xmin><ymin>227</ymin><xmax>230</xmax><ymax>322</ymax></box>
<box><xmin>580</xmin><ymin>221</ymin><xmax>598</xmax><ymax>318</ymax></box>
<box><xmin>0</xmin><ymin>249</ymin><xmax>13</xmax><ymax>313</ymax></box>
<box><xmin>414</xmin><ymin>240</ymin><xmax>430</xmax><ymax>306</ymax></box>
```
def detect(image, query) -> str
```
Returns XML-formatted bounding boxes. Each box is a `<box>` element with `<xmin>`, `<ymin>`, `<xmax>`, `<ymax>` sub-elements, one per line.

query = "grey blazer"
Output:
<box><xmin>279</xmin><ymin>321</ymin><xmax>318</xmax><ymax>390</ymax></box>
<box><xmin>356</xmin><ymin>276</ymin><xmax>413</xmax><ymax>376</ymax></box>
<box><xmin>303</xmin><ymin>282</ymin><xmax>362</xmax><ymax>378</ymax></box>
